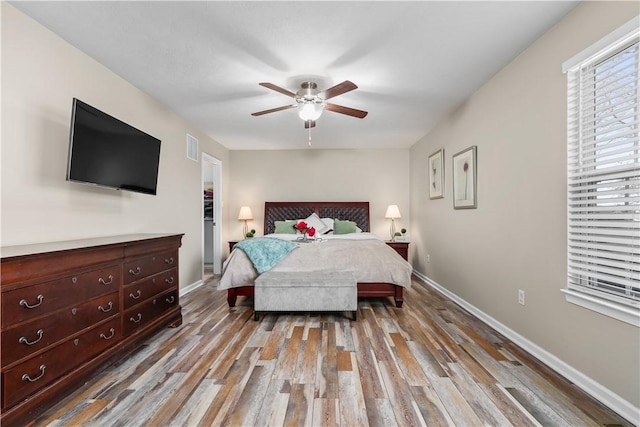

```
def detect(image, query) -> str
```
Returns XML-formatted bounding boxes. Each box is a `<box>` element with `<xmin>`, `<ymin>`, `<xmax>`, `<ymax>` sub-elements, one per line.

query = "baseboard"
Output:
<box><xmin>180</xmin><ymin>279</ymin><xmax>204</xmax><ymax>297</ymax></box>
<box><xmin>412</xmin><ymin>270</ymin><xmax>639</xmax><ymax>426</ymax></box>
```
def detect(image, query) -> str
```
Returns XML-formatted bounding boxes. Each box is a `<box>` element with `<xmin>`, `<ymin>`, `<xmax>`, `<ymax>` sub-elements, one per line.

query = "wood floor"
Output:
<box><xmin>31</xmin><ymin>277</ymin><xmax>631</xmax><ymax>426</ymax></box>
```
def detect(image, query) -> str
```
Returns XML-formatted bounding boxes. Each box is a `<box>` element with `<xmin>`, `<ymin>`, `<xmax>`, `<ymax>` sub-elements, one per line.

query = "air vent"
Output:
<box><xmin>186</xmin><ymin>134</ymin><xmax>198</xmax><ymax>162</ymax></box>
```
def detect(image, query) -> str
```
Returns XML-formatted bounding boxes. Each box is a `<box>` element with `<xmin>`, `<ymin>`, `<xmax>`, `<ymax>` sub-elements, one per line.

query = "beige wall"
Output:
<box><xmin>410</xmin><ymin>1</ymin><xmax>639</xmax><ymax>409</ymax></box>
<box><xmin>1</xmin><ymin>3</ymin><xmax>230</xmax><ymax>288</ymax></box>
<box><xmin>228</xmin><ymin>149</ymin><xmax>410</xmax><ymax>245</ymax></box>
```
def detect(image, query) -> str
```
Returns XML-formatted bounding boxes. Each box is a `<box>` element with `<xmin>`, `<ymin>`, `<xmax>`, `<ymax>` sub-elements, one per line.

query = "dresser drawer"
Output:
<box><xmin>2</xmin><ymin>266</ymin><xmax>120</xmax><ymax>328</ymax></box>
<box><xmin>2</xmin><ymin>292</ymin><xmax>119</xmax><ymax>368</ymax></box>
<box><xmin>123</xmin><ymin>288</ymin><xmax>179</xmax><ymax>337</ymax></box>
<box><xmin>2</xmin><ymin>317</ymin><xmax>120</xmax><ymax>408</ymax></box>
<box><xmin>122</xmin><ymin>250</ymin><xmax>177</xmax><ymax>285</ymax></box>
<box><xmin>123</xmin><ymin>268</ymin><xmax>177</xmax><ymax>310</ymax></box>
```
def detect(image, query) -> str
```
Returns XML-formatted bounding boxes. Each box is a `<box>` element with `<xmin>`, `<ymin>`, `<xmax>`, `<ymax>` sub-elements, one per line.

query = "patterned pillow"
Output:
<box><xmin>302</xmin><ymin>213</ymin><xmax>329</xmax><ymax>235</ymax></box>
<box><xmin>321</xmin><ymin>218</ymin><xmax>334</xmax><ymax>234</ymax></box>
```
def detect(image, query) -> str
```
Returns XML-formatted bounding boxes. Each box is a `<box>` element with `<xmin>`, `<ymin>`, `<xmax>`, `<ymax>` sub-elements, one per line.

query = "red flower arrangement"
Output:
<box><xmin>294</xmin><ymin>221</ymin><xmax>316</xmax><ymax>239</ymax></box>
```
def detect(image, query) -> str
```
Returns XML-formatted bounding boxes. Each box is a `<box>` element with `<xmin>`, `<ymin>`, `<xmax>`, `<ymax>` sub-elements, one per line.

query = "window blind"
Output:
<box><xmin>566</xmin><ymin>34</ymin><xmax>640</xmax><ymax>309</ymax></box>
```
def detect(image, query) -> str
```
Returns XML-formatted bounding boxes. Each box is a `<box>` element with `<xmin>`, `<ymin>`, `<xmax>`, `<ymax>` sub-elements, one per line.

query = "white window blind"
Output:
<box><xmin>564</xmin><ymin>23</ymin><xmax>640</xmax><ymax>326</ymax></box>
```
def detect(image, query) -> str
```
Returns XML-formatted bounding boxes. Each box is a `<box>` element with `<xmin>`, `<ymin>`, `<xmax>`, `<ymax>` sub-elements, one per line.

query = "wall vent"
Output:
<box><xmin>186</xmin><ymin>134</ymin><xmax>199</xmax><ymax>162</ymax></box>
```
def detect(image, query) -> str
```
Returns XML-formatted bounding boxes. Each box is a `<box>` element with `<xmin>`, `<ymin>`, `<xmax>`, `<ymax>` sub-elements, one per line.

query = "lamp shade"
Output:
<box><xmin>298</xmin><ymin>103</ymin><xmax>324</xmax><ymax>121</ymax></box>
<box><xmin>385</xmin><ymin>205</ymin><xmax>401</xmax><ymax>219</ymax></box>
<box><xmin>238</xmin><ymin>206</ymin><xmax>253</xmax><ymax>220</ymax></box>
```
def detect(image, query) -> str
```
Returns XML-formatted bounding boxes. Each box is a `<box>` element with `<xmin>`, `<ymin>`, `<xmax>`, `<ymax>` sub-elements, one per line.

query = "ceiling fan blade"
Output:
<box><xmin>321</xmin><ymin>80</ymin><xmax>358</xmax><ymax>100</ymax></box>
<box><xmin>259</xmin><ymin>82</ymin><xmax>296</xmax><ymax>98</ymax></box>
<box><xmin>325</xmin><ymin>103</ymin><xmax>368</xmax><ymax>119</ymax></box>
<box><xmin>304</xmin><ymin>120</ymin><xmax>316</xmax><ymax>129</ymax></box>
<box><xmin>251</xmin><ymin>104</ymin><xmax>296</xmax><ymax>116</ymax></box>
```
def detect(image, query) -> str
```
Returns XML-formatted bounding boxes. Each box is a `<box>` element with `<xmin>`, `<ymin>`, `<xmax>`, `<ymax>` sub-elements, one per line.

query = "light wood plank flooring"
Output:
<box><xmin>32</xmin><ymin>277</ymin><xmax>631</xmax><ymax>426</ymax></box>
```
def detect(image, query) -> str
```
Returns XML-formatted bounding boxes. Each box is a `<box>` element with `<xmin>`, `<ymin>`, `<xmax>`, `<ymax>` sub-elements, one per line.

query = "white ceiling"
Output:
<box><xmin>11</xmin><ymin>1</ymin><xmax>578</xmax><ymax>150</ymax></box>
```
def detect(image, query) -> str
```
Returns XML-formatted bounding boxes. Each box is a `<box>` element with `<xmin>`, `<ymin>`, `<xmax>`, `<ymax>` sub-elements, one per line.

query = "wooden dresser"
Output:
<box><xmin>0</xmin><ymin>234</ymin><xmax>183</xmax><ymax>425</ymax></box>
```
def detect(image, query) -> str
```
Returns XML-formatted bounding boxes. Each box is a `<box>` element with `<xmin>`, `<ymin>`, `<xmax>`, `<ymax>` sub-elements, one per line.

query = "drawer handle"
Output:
<box><xmin>99</xmin><ymin>275</ymin><xmax>114</xmax><ymax>285</ymax></box>
<box><xmin>19</xmin><ymin>329</ymin><xmax>44</xmax><ymax>346</ymax></box>
<box><xmin>98</xmin><ymin>302</ymin><xmax>113</xmax><ymax>313</ymax></box>
<box><xmin>166</xmin><ymin>296</ymin><xmax>175</xmax><ymax>304</ymax></box>
<box><xmin>100</xmin><ymin>328</ymin><xmax>115</xmax><ymax>340</ymax></box>
<box><xmin>19</xmin><ymin>294</ymin><xmax>44</xmax><ymax>309</ymax></box>
<box><xmin>22</xmin><ymin>365</ymin><xmax>46</xmax><ymax>382</ymax></box>
<box><xmin>130</xmin><ymin>313</ymin><xmax>142</xmax><ymax>323</ymax></box>
<box><xmin>165</xmin><ymin>257</ymin><xmax>174</xmax><ymax>265</ymax></box>
<box><xmin>165</xmin><ymin>277</ymin><xmax>175</xmax><ymax>285</ymax></box>
<box><xmin>129</xmin><ymin>290</ymin><xmax>141</xmax><ymax>300</ymax></box>
<box><xmin>128</xmin><ymin>267</ymin><xmax>142</xmax><ymax>276</ymax></box>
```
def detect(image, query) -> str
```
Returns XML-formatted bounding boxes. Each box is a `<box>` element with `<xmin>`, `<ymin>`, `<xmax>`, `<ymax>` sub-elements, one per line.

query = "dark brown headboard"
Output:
<box><xmin>264</xmin><ymin>202</ymin><xmax>370</xmax><ymax>235</ymax></box>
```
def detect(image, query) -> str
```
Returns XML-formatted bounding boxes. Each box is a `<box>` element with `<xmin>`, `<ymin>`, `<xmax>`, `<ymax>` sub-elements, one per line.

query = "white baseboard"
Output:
<box><xmin>180</xmin><ymin>279</ymin><xmax>205</xmax><ymax>297</ymax></box>
<box><xmin>412</xmin><ymin>270</ymin><xmax>639</xmax><ymax>426</ymax></box>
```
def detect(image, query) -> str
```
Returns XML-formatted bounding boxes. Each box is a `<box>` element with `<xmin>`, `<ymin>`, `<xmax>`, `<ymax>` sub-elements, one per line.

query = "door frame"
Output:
<box><xmin>202</xmin><ymin>153</ymin><xmax>222</xmax><ymax>276</ymax></box>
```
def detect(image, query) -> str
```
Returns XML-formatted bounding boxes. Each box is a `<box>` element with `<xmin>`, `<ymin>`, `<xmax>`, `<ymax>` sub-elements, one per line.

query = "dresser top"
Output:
<box><xmin>1</xmin><ymin>233</ymin><xmax>182</xmax><ymax>259</ymax></box>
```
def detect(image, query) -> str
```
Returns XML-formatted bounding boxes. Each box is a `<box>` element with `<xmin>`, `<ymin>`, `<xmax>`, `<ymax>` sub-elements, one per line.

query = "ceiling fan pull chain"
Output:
<box><xmin>308</xmin><ymin>127</ymin><xmax>312</xmax><ymax>147</ymax></box>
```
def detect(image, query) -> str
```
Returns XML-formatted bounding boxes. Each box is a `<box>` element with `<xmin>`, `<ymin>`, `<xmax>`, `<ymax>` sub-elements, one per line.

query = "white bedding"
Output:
<box><xmin>218</xmin><ymin>233</ymin><xmax>412</xmax><ymax>291</ymax></box>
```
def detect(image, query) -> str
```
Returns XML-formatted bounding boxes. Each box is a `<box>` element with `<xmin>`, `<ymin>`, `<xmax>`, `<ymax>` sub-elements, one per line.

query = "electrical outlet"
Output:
<box><xmin>518</xmin><ymin>290</ymin><xmax>525</xmax><ymax>305</ymax></box>
<box><xmin>426</xmin><ymin>254</ymin><xmax>431</xmax><ymax>263</ymax></box>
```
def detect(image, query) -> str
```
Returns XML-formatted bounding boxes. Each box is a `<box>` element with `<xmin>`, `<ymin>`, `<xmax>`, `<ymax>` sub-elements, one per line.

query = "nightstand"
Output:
<box><xmin>228</xmin><ymin>241</ymin><xmax>240</xmax><ymax>252</ymax></box>
<box><xmin>386</xmin><ymin>241</ymin><xmax>409</xmax><ymax>261</ymax></box>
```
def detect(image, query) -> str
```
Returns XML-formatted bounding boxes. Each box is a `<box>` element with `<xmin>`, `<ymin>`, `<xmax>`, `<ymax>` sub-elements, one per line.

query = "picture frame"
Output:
<box><xmin>452</xmin><ymin>146</ymin><xmax>477</xmax><ymax>209</ymax></box>
<box><xmin>428</xmin><ymin>149</ymin><xmax>444</xmax><ymax>199</ymax></box>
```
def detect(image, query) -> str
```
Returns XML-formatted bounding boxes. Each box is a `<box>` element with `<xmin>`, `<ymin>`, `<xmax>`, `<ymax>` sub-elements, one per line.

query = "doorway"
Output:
<box><xmin>202</xmin><ymin>153</ymin><xmax>222</xmax><ymax>278</ymax></box>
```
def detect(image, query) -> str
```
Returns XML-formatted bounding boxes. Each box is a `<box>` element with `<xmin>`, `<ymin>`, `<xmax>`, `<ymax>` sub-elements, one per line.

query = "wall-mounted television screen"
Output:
<box><xmin>66</xmin><ymin>98</ymin><xmax>161</xmax><ymax>195</ymax></box>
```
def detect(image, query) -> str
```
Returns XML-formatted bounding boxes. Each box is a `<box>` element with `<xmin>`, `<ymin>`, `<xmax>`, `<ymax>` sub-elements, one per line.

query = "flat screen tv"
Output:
<box><xmin>66</xmin><ymin>98</ymin><xmax>161</xmax><ymax>195</ymax></box>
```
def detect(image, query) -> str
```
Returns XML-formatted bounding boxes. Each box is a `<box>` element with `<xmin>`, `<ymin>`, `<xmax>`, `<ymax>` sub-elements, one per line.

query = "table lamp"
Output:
<box><xmin>385</xmin><ymin>205</ymin><xmax>401</xmax><ymax>240</ymax></box>
<box><xmin>238</xmin><ymin>206</ymin><xmax>253</xmax><ymax>238</ymax></box>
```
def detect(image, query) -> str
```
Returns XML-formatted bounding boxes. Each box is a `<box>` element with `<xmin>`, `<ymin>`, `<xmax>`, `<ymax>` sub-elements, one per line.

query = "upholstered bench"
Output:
<box><xmin>254</xmin><ymin>271</ymin><xmax>357</xmax><ymax>321</ymax></box>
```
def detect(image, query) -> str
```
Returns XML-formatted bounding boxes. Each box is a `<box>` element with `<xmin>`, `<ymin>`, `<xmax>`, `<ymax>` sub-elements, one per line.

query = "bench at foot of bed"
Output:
<box><xmin>226</xmin><ymin>282</ymin><xmax>404</xmax><ymax>308</ymax></box>
<box><xmin>253</xmin><ymin>271</ymin><xmax>357</xmax><ymax>321</ymax></box>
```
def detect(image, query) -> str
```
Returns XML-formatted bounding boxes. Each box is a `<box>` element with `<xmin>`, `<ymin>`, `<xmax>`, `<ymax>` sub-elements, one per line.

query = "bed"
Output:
<box><xmin>219</xmin><ymin>201</ymin><xmax>412</xmax><ymax>308</ymax></box>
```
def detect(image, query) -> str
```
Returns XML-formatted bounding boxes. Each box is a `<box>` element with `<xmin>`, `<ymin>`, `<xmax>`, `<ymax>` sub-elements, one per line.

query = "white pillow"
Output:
<box><xmin>321</xmin><ymin>218</ymin><xmax>334</xmax><ymax>233</ymax></box>
<box><xmin>302</xmin><ymin>212</ymin><xmax>329</xmax><ymax>235</ymax></box>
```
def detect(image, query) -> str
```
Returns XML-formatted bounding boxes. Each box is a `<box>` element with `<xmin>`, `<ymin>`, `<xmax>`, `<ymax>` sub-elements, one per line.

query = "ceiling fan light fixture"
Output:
<box><xmin>298</xmin><ymin>102</ymin><xmax>324</xmax><ymax>121</ymax></box>
<box><xmin>252</xmin><ymin>80</ymin><xmax>367</xmax><ymax>127</ymax></box>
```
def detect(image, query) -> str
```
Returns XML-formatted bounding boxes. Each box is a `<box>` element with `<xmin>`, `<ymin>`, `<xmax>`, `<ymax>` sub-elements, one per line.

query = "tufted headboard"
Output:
<box><xmin>264</xmin><ymin>202</ymin><xmax>370</xmax><ymax>235</ymax></box>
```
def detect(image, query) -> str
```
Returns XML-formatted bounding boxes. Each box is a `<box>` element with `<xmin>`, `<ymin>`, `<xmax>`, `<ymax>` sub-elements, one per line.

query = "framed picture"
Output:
<box><xmin>428</xmin><ymin>149</ymin><xmax>444</xmax><ymax>199</ymax></box>
<box><xmin>452</xmin><ymin>146</ymin><xmax>477</xmax><ymax>209</ymax></box>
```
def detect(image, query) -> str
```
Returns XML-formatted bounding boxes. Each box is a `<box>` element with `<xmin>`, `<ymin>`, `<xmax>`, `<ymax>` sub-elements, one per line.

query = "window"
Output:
<box><xmin>562</xmin><ymin>18</ymin><xmax>639</xmax><ymax>327</ymax></box>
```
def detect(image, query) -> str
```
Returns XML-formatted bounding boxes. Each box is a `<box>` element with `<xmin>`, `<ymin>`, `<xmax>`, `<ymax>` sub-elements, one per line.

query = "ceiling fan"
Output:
<box><xmin>251</xmin><ymin>80</ymin><xmax>368</xmax><ymax>128</ymax></box>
